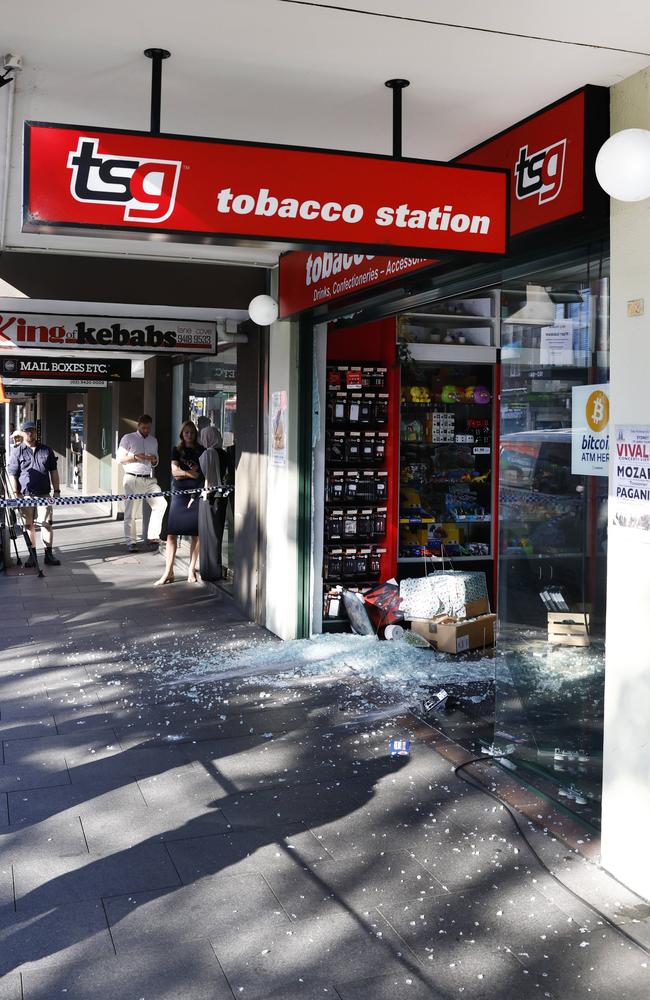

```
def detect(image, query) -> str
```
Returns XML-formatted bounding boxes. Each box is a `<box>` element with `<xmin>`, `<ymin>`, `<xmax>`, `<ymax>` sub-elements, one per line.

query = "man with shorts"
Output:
<box><xmin>7</xmin><ymin>420</ymin><xmax>61</xmax><ymax>566</ymax></box>
<box><xmin>117</xmin><ymin>414</ymin><xmax>167</xmax><ymax>553</ymax></box>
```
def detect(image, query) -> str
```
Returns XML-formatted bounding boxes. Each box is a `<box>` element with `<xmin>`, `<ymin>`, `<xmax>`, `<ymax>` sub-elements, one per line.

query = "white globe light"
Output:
<box><xmin>248</xmin><ymin>294</ymin><xmax>279</xmax><ymax>325</ymax></box>
<box><xmin>595</xmin><ymin>128</ymin><xmax>650</xmax><ymax>202</ymax></box>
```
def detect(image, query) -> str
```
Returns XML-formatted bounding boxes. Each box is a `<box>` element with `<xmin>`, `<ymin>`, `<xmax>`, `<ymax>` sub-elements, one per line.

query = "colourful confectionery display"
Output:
<box><xmin>473</xmin><ymin>385</ymin><xmax>491</xmax><ymax>404</ymax></box>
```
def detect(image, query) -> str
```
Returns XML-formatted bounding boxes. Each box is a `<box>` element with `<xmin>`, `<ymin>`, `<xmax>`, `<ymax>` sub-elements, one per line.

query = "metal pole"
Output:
<box><xmin>144</xmin><ymin>48</ymin><xmax>171</xmax><ymax>136</ymax></box>
<box><xmin>384</xmin><ymin>79</ymin><xmax>410</xmax><ymax>159</ymax></box>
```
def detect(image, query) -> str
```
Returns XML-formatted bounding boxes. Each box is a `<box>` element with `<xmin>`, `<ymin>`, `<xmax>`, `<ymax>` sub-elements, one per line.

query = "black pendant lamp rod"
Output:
<box><xmin>144</xmin><ymin>48</ymin><xmax>171</xmax><ymax>136</ymax></box>
<box><xmin>385</xmin><ymin>78</ymin><xmax>410</xmax><ymax>159</ymax></box>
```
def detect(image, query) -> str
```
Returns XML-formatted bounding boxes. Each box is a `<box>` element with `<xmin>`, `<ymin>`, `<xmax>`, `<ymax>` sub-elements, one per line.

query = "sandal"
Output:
<box><xmin>154</xmin><ymin>574</ymin><xmax>175</xmax><ymax>586</ymax></box>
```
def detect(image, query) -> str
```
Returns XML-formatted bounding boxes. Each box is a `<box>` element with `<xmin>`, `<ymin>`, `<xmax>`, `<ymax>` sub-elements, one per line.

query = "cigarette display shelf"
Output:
<box><xmin>323</xmin><ymin>362</ymin><xmax>392</xmax><ymax>631</ymax></box>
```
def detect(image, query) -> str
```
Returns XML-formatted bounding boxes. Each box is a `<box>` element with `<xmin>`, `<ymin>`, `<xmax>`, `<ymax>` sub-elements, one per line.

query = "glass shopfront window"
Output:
<box><xmin>496</xmin><ymin>260</ymin><xmax>609</xmax><ymax>829</ymax></box>
<box><xmin>188</xmin><ymin>352</ymin><xmax>238</xmax><ymax>585</ymax></box>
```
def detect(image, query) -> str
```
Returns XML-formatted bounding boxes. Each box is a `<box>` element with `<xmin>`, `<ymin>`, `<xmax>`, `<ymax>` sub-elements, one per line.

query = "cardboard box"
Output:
<box><xmin>410</xmin><ymin>596</ymin><xmax>496</xmax><ymax>653</ymax></box>
<box><xmin>547</xmin><ymin>609</ymin><xmax>590</xmax><ymax>647</ymax></box>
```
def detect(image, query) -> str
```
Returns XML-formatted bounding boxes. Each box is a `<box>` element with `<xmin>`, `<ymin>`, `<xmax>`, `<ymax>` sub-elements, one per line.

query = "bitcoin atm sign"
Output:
<box><xmin>572</xmin><ymin>383</ymin><xmax>610</xmax><ymax>477</ymax></box>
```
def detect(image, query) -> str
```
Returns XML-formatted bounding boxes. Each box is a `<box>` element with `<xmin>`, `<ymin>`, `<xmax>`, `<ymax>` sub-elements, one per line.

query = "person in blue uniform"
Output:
<box><xmin>154</xmin><ymin>421</ymin><xmax>204</xmax><ymax>586</ymax></box>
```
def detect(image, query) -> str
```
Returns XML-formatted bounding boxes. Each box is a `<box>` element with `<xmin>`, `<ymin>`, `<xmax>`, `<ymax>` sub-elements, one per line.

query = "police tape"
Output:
<box><xmin>0</xmin><ymin>485</ymin><xmax>233</xmax><ymax>510</ymax></box>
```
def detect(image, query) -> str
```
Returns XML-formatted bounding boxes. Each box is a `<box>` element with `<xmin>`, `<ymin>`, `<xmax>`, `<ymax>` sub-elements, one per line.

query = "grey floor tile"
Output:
<box><xmin>335</xmin><ymin>972</ymin><xmax>446</xmax><ymax>999</ymax></box>
<box><xmin>166</xmin><ymin>824</ymin><xmax>331</xmax><ymax>883</ymax></box>
<box><xmin>0</xmin><ymin>899</ymin><xmax>114</xmax><ymax>976</ymax></box>
<box><xmin>104</xmin><ymin>871</ymin><xmax>288</xmax><ymax>952</ymax></box>
<box><xmin>0</xmin><ymin>716</ymin><xmax>56</xmax><ymax>740</ymax></box>
<box><xmin>0</xmin><ymin>863</ymin><xmax>14</xmax><ymax>908</ymax></box>
<box><xmin>80</xmin><ymin>798</ymin><xmax>231</xmax><ymax>851</ymax></box>
<box><xmin>211</xmin><ymin>907</ymin><xmax>422</xmax><ymax>1000</ymax></box>
<box><xmin>20</xmin><ymin>941</ymin><xmax>233</xmax><ymax>1000</ymax></box>
<box><xmin>0</xmin><ymin>815</ymin><xmax>88</xmax><ymax>862</ymax></box>
<box><xmin>7</xmin><ymin>779</ymin><xmax>144</xmax><ymax>826</ymax></box>
<box><xmin>0</xmin><ymin>974</ymin><xmax>21</xmax><ymax>1000</ymax></box>
<box><xmin>267</xmin><ymin>850</ymin><xmax>447</xmax><ymax>918</ymax></box>
<box><xmin>0</xmin><ymin>763</ymin><xmax>71</xmax><ymax>794</ymax></box>
<box><xmin>0</xmin><ymin>793</ymin><xmax>7</xmax><ymax>827</ymax></box>
<box><xmin>14</xmin><ymin>843</ymin><xmax>181</xmax><ymax>908</ymax></box>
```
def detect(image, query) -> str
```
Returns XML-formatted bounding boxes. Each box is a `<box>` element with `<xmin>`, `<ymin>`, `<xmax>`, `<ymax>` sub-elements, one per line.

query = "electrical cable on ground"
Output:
<box><xmin>453</xmin><ymin>753</ymin><xmax>650</xmax><ymax>958</ymax></box>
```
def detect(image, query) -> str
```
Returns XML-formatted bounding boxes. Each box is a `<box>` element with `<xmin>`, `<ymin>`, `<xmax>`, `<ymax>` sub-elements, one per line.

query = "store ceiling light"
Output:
<box><xmin>595</xmin><ymin>129</ymin><xmax>650</xmax><ymax>202</ymax></box>
<box><xmin>248</xmin><ymin>294</ymin><xmax>279</xmax><ymax>326</ymax></box>
<box><xmin>503</xmin><ymin>284</ymin><xmax>555</xmax><ymax>325</ymax></box>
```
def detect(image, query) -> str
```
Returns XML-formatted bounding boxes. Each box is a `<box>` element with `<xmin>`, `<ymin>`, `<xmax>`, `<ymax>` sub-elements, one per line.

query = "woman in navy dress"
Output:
<box><xmin>154</xmin><ymin>421</ymin><xmax>204</xmax><ymax>585</ymax></box>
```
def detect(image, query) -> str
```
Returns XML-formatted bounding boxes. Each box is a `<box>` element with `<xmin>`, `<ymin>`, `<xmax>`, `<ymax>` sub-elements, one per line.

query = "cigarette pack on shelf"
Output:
<box><xmin>327</xmin><ymin>471</ymin><xmax>346</xmax><ymax>503</ymax></box>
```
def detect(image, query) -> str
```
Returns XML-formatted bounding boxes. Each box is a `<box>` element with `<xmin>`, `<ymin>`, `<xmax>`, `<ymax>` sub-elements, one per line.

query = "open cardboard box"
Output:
<box><xmin>410</xmin><ymin>596</ymin><xmax>496</xmax><ymax>654</ymax></box>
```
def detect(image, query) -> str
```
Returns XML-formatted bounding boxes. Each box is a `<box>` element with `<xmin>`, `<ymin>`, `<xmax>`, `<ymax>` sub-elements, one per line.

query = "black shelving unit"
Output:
<box><xmin>323</xmin><ymin>364</ymin><xmax>390</xmax><ymax>632</ymax></box>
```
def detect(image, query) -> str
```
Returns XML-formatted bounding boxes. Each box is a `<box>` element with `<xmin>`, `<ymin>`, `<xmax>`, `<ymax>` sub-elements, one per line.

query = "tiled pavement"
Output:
<box><xmin>1</xmin><ymin>504</ymin><xmax>650</xmax><ymax>998</ymax></box>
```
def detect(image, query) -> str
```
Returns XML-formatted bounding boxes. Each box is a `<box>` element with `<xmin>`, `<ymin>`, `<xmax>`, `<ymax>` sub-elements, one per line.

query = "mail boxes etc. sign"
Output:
<box><xmin>0</xmin><ymin>354</ymin><xmax>131</xmax><ymax>382</ymax></box>
<box><xmin>0</xmin><ymin>311</ymin><xmax>217</xmax><ymax>354</ymax></box>
<box><xmin>23</xmin><ymin>123</ymin><xmax>508</xmax><ymax>257</ymax></box>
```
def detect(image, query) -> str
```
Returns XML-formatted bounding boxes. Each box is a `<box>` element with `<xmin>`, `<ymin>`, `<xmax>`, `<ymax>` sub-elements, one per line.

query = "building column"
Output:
<box><xmin>601</xmin><ymin>64</ymin><xmax>650</xmax><ymax>898</ymax></box>
<box><xmin>39</xmin><ymin>393</ymin><xmax>67</xmax><ymax>485</ymax></box>
<box><xmin>144</xmin><ymin>357</ymin><xmax>173</xmax><ymax>495</ymax></box>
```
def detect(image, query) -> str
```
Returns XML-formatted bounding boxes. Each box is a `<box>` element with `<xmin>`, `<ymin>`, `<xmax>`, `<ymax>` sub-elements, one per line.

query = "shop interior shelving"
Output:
<box><xmin>398</xmin><ymin>354</ymin><xmax>496</xmax><ymax>572</ymax></box>
<box><xmin>322</xmin><ymin>362</ymin><xmax>392</xmax><ymax>631</ymax></box>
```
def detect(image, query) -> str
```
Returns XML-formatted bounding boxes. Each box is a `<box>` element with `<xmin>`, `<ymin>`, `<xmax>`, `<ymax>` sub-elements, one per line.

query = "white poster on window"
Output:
<box><xmin>611</xmin><ymin>425</ymin><xmax>650</xmax><ymax>534</ymax></box>
<box><xmin>571</xmin><ymin>383</ymin><xmax>609</xmax><ymax>477</ymax></box>
<box><xmin>540</xmin><ymin>321</ymin><xmax>573</xmax><ymax>365</ymax></box>
<box><xmin>271</xmin><ymin>390</ymin><xmax>287</xmax><ymax>466</ymax></box>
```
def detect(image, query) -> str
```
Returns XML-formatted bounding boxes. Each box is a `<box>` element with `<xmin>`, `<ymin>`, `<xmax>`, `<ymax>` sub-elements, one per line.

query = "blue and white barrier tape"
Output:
<box><xmin>0</xmin><ymin>485</ymin><xmax>232</xmax><ymax>509</ymax></box>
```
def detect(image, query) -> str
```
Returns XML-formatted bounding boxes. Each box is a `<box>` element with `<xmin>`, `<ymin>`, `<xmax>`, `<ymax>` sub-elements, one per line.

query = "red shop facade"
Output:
<box><xmin>279</xmin><ymin>85</ymin><xmax>610</xmax><ymax>638</ymax></box>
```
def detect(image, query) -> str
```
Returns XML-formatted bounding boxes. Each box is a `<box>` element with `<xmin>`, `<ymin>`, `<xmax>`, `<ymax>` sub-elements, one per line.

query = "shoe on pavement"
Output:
<box><xmin>23</xmin><ymin>556</ymin><xmax>36</xmax><ymax>568</ymax></box>
<box><xmin>44</xmin><ymin>550</ymin><xmax>61</xmax><ymax>566</ymax></box>
<box><xmin>127</xmin><ymin>543</ymin><xmax>139</xmax><ymax>553</ymax></box>
<box><xmin>146</xmin><ymin>540</ymin><xmax>161</xmax><ymax>552</ymax></box>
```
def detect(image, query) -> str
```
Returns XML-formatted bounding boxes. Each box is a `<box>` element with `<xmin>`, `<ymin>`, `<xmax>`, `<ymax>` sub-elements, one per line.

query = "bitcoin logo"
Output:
<box><xmin>586</xmin><ymin>389</ymin><xmax>609</xmax><ymax>433</ymax></box>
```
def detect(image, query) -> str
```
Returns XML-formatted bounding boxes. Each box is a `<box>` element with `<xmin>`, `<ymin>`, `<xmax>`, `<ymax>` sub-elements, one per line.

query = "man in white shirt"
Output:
<box><xmin>117</xmin><ymin>414</ymin><xmax>167</xmax><ymax>553</ymax></box>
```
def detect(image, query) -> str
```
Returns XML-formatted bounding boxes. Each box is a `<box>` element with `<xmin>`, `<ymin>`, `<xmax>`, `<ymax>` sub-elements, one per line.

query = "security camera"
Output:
<box><xmin>3</xmin><ymin>54</ymin><xmax>23</xmax><ymax>72</ymax></box>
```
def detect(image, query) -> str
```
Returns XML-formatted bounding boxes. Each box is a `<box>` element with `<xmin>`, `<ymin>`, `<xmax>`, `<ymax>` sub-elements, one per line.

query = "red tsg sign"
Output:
<box><xmin>23</xmin><ymin>123</ymin><xmax>508</xmax><ymax>256</ymax></box>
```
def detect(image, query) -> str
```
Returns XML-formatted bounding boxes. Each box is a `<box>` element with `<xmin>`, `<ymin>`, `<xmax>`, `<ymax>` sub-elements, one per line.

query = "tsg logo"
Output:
<box><xmin>66</xmin><ymin>137</ymin><xmax>181</xmax><ymax>223</ymax></box>
<box><xmin>514</xmin><ymin>138</ymin><xmax>567</xmax><ymax>205</ymax></box>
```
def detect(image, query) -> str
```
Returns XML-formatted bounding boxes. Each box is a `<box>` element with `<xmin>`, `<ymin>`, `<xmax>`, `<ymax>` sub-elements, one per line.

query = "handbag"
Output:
<box><xmin>364</xmin><ymin>581</ymin><xmax>404</xmax><ymax>628</ymax></box>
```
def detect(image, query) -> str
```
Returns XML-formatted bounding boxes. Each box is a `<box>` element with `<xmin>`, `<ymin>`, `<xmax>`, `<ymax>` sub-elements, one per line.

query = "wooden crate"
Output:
<box><xmin>547</xmin><ymin>610</ymin><xmax>590</xmax><ymax>647</ymax></box>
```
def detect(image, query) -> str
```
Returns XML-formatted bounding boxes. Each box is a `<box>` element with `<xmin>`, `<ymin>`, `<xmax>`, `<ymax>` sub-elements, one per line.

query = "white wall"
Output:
<box><xmin>264</xmin><ymin>273</ymin><xmax>300</xmax><ymax>640</ymax></box>
<box><xmin>601</xmin><ymin>66</ymin><xmax>650</xmax><ymax>898</ymax></box>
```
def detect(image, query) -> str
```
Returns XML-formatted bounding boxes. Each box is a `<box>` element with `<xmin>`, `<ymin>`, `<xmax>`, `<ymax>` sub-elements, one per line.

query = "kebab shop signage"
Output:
<box><xmin>23</xmin><ymin>123</ymin><xmax>508</xmax><ymax>257</ymax></box>
<box><xmin>0</xmin><ymin>310</ymin><xmax>217</xmax><ymax>353</ymax></box>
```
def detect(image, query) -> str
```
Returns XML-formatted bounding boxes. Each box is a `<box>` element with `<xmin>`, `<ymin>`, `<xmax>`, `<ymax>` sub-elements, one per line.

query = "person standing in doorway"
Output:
<box><xmin>117</xmin><ymin>414</ymin><xmax>167</xmax><ymax>553</ymax></box>
<box><xmin>155</xmin><ymin>420</ymin><xmax>204</xmax><ymax>586</ymax></box>
<box><xmin>7</xmin><ymin>420</ymin><xmax>61</xmax><ymax>566</ymax></box>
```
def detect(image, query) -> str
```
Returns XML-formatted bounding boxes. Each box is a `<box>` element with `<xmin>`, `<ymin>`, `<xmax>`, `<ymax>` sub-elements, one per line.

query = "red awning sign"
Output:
<box><xmin>23</xmin><ymin>123</ymin><xmax>508</xmax><ymax>257</ymax></box>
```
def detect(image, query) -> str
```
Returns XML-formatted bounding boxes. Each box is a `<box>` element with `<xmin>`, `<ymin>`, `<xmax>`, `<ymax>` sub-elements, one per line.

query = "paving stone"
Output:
<box><xmin>14</xmin><ymin>843</ymin><xmax>181</xmax><ymax>908</ymax></box>
<box><xmin>0</xmin><ymin>899</ymin><xmax>114</xmax><ymax>976</ymax></box>
<box><xmin>2</xmin><ymin>730</ymin><xmax>121</xmax><ymax>766</ymax></box>
<box><xmin>0</xmin><ymin>863</ymin><xmax>14</xmax><ymax>908</ymax></box>
<box><xmin>20</xmin><ymin>941</ymin><xmax>233</xmax><ymax>999</ymax></box>
<box><xmin>7</xmin><ymin>779</ymin><xmax>144</xmax><ymax>826</ymax></box>
<box><xmin>0</xmin><ymin>763</ymin><xmax>71</xmax><ymax>794</ymax></box>
<box><xmin>0</xmin><ymin>794</ymin><xmax>7</xmax><ymax>827</ymax></box>
<box><xmin>0</xmin><ymin>815</ymin><xmax>88</xmax><ymax>862</ymax></box>
<box><xmin>266</xmin><ymin>850</ymin><xmax>447</xmax><ymax>918</ymax></box>
<box><xmin>0</xmin><ymin>974</ymin><xmax>21</xmax><ymax>999</ymax></box>
<box><xmin>335</xmin><ymin>972</ymin><xmax>447</xmax><ymax>999</ymax></box>
<box><xmin>104</xmin><ymin>871</ymin><xmax>289</xmax><ymax>953</ymax></box>
<box><xmin>80</xmin><ymin>797</ymin><xmax>231</xmax><ymax>851</ymax></box>
<box><xmin>0</xmin><ymin>716</ymin><xmax>56</xmax><ymax>740</ymax></box>
<box><xmin>211</xmin><ymin>907</ymin><xmax>422</xmax><ymax>1000</ymax></box>
<box><xmin>166</xmin><ymin>824</ymin><xmax>331</xmax><ymax>883</ymax></box>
